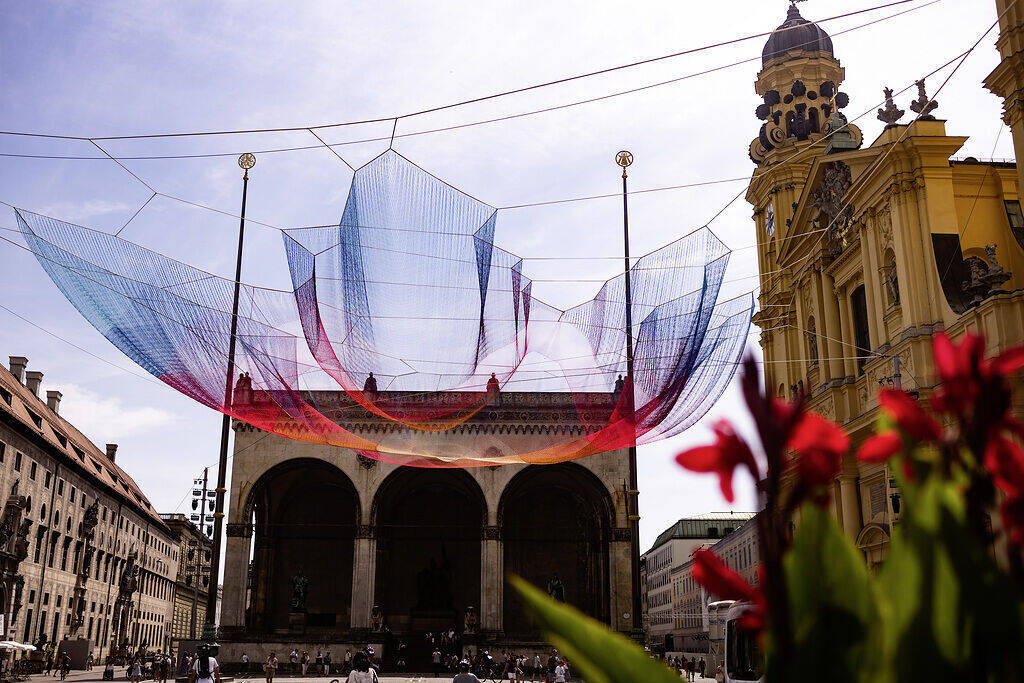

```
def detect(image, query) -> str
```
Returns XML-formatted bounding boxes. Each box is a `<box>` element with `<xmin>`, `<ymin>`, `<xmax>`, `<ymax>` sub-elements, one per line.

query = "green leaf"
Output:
<box><xmin>509</xmin><ymin>574</ymin><xmax>682</xmax><ymax>683</ymax></box>
<box><xmin>782</xmin><ymin>504</ymin><xmax>877</xmax><ymax>683</ymax></box>
<box><xmin>875</xmin><ymin>475</ymin><xmax>1024</xmax><ymax>682</ymax></box>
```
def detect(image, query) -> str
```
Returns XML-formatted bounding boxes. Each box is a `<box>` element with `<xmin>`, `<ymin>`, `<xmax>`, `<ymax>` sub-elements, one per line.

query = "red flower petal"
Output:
<box><xmin>878</xmin><ymin>389</ymin><xmax>943</xmax><ymax>442</ymax></box>
<box><xmin>691</xmin><ymin>550</ymin><xmax>759</xmax><ymax>603</ymax></box>
<box><xmin>788</xmin><ymin>412</ymin><xmax>849</xmax><ymax>458</ymax></box>
<box><xmin>857</xmin><ymin>431</ymin><xmax>902</xmax><ymax>463</ymax></box>
<box><xmin>992</xmin><ymin>345</ymin><xmax>1024</xmax><ymax>377</ymax></box>
<box><xmin>675</xmin><ymin>421</ymin><xmax>758</xmax><ymax>504</ymax></box>
<box><xmin>986</xmin><ymin>435</ymin><xmax>1024</xmax><ymax>498</ymax></box>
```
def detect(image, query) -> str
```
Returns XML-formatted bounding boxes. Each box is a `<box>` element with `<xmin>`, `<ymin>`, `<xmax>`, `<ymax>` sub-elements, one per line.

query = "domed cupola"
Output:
<box><xmin>748</xmin><ymin>2</ymin><xmax>860</xmax><ymax>165</ymax></box>
<box><xmin>762</xmin><ymin>2</ymin><xmax>834</xmax><ymax>66</ymax></box>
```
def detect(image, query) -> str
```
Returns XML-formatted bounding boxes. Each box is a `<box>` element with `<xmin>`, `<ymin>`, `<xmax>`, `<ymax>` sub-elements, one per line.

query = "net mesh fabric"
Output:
<box><xmin>15</xmin><ymin>149</ymin><xmax>752</xmax><ymax>466</ymax></box>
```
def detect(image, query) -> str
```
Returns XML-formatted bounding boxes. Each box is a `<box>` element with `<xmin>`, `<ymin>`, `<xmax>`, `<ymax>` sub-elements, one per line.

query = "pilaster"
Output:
<box><xmin>480</xmin><ymin>526</ymin><xmax>503</xmax><ymax>633</ymax></box>
<box><xmin>350</xmin><ymin>525</ymin><xmax>377</xmax><ymax>629</ymax></box>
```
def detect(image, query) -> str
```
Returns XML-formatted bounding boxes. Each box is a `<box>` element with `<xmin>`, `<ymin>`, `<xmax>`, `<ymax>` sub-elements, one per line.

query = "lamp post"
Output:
<box><xmin>615</xmin><ymin>150</ymin><xmax>643</xmax><ymax>639</ymax></box>
<box><xmin>203</xmin><ymin>152</ymin><xmax>255</xmax><ymax>646</ymax></box>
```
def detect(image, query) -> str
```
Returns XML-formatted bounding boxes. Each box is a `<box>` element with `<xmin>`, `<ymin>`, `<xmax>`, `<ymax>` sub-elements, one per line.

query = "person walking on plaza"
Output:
<box><xmin>188</xmin><ymin>644</ymin><xmax>220</xmax><ymax>683</ymax></box>
<box><xmin>452</xmin><ymin>659</ymin><xmax>480</xmax><ymax>683</ymax></box>
<box><xmin>87</xmin><ymin>652</ymin><xmax>94</xmax><ymax>671</ymax></box>
<box><xmin>343</xmin><ymin>652</ymin><xmax>377</xmax><ymax>683</ymax></box>
<box><xmin>301</xmin><ymin>651</ymin><xmax>310</xmax><ymax>677</ymax></box>
<box><xmin>433</xmin><ymin>647</ymin><xmax>442</xmax><ymax>677</ymax></box>
<box><xmin>323</xmin><ymin>650</ymin><xmax>331</xmax><ymax>676</ymax></box>
<box><xmin>289</xmin><ymin>650</ymin><xmax>298</xmax><ymax>675</ymax></box>
<box><xmin>264</xmin><ymin>652</ymin><xmax>279</xmax><ymax>683</ymax></box>
<box><xmin>343</xmin><ymin>650</ymin><xmax>351</xmax><ymax>675</ymax></box>
<box><xmin>315</xmin><ymin>650</ymin><xmax>323</xmax><ymax>676</ymax></box>
<box><xmin>699</xmin><ymin>658</ymin><xmax>706</xmax><ymax>679</ymax></box>
<box><xmin>131</xmin><ymin>657</ymin><xmax>144</xmax><ymax>683</ymax></box>
<box><xmin>241</xmin><ymin>653</ymin><xmax>249</xmax><ymax>673</ymax></box>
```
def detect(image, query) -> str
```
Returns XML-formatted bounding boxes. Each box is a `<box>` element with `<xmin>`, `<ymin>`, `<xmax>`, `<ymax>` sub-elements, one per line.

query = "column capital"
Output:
<box><xmin>225</xmin><ymin>523</ymin><xmax>252</xmax><ymax>538</ymax></box>
<box><xmin>356</xmin><ymin>524</ymin><xmax>376</xmax><ymax>539</ymax></box>
<box><xmin>482</xmin><ymin>525</ymin><xmax>502</xmax><ymax>541</ymax></box>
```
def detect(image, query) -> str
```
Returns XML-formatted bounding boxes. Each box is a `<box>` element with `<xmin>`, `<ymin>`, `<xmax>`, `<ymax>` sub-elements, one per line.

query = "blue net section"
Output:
<box><xmin>15</xmin><ymin>149</ymin><xmax>753</xmax><ymax>465</ymax></box>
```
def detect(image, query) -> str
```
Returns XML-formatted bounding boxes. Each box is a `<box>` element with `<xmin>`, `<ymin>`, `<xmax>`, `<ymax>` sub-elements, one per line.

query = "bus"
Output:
<box><xmin>722</xmin><ymin>602</ymin><xmax>764</xmax><ymax>683</ymax></box>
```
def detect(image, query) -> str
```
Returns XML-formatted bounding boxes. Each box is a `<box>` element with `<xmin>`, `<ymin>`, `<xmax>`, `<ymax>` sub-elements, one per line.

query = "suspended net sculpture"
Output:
<box><xmin>15</xmin><ymin>149</ymin><xmax>752</xmax><ymax>466</ymax></box>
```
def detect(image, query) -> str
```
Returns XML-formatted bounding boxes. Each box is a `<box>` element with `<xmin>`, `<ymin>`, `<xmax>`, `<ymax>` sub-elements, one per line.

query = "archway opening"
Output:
<box><xmin>500</xmin><ymin>464</ymin><xmax>612</xmax><ymax>637</ymax></box>
<box><xmin>373</xmin><ymin>469</ymin><xmax>484</xmax><ymax>636</ymax></box>
<box><xmin>247</xmin><ymin>459</ymin><xmax>358</xmax><ymax>632</ymax></box>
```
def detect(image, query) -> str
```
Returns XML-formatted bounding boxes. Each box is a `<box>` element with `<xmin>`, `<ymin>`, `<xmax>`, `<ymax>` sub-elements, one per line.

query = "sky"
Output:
<box><xmin>0</xmin><ymin>0</ymin><xmax>1013</xmax><ymax>554</ymax></box>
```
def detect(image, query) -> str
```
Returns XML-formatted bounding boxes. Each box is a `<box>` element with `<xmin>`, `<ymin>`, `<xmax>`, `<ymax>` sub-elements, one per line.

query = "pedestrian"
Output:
<box><xmin>59</xmin><ymin>652</ymin><xmax>70</xmax><ymax>681</ymax></box>
<box><xmin>87</xmin><ymin>653</ymin><xmax>95</xmax><ymax>671</ymax></box>
<box><xmin>699</xmin><ymin>658</ymin><xmax>706</xmax><ymax>678</ymax></box>
<box><xmin>161</xmin><ymin>654</ymin><xmax>171</xmax><ymax>683</ymax></box>
<box><xmin>301</xmin><ymin>651</ymin><xmax>310</xmax><ymax>677</ymax></box>
<box><xmin>45</xmin><ymin>652</ymin><xmax>53</xmax><ymax>676</ymax></box>
<box><xmin>189</xmin><ymin>643</ymin><xmax>220</xmax><ymax>683</ymax></box>
<box><xmin>323</xmin><ymin>651</ymin><xmax>331</xmax><ymax>676</ymax></box>
<box><xmin>264</xmin><ymin>652</ymin><xmax>279</xmax><ymax>683</ymax></box>
<box><xmin>553</xmin><ymin>660</ymin><xmax>567</xmax><ymax>683</ymax></box>
<box><xmin>289</xmin><ymin>650</ymin><xmax>298</xmax><ymax>675</ymax></box>
<box><xmin>343</xmin><ymin>650</ymin><xmax>351</xmax><ymax>675</ymax></box>
<box><xmin>131</xmin><ymin>657</ymin><xmax>144</xmax><ymax>683</ymax></box>
<box><xmin>546</xmin><ymin>650</ymin><xmax>557</xmax><ymax>683</ymax></box>
<box><xmin>343</xmin><ymin>652</ymin><xmax>377</xmax><ymax>683</ymax></box>
<box><xmin>452</xmin><ymin>659</ymin><xmax>480</xmax><ymax>683</ymax></box>
<box><xmin>433</xmin><ymin>647</ymin><xmax>442</xmax><ymax>678</ymax></box>
<box><xmin>241</xmin><ymin>653</ymin><xmax>249</xmax><ymax>673</ymax></box>
<box><xmin>315</xmin><ymin>651</ymin><xmax>323</xmax><ymax>677</ymax></box>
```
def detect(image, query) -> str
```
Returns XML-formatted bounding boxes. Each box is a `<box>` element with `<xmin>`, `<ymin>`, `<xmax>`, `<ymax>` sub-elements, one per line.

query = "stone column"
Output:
<box><xmin>349</xmin><ymin>525</ymin><xmax>377</xmax><ymax>629</ymax></box>
<box><xmin>480</xmin><ymin>526</ymin><xmax>503</xmax><ymax>635</ymax></box>
<box><xmin>221</xmin><ymin>523</ymin><xmax>252</xmax><ymax>630</ymax></box>
<box><xmin>609</xmin><ymin>529</ymin><xmax>633</xmax><ymax>633</ymax></box>
<box><xmin>821</xmin><ymin>273</ymin><xmax>845</xmax><ymax>382</ymax></box>
<box><xmin>838</xmin><ymin>475</ymin><xmax>862</xmax><ymax>540</ymax></box>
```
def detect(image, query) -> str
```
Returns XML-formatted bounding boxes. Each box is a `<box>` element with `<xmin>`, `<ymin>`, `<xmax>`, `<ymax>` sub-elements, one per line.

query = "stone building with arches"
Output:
<box><xmin>749</xmin><ymin>2</ymin><xmax>1024</xmax><ymax>565</ymax></box>
<box><xmin>217</xmin><ymin>390</ymin><xmax>635</xmax><ymax>661</ymax></box>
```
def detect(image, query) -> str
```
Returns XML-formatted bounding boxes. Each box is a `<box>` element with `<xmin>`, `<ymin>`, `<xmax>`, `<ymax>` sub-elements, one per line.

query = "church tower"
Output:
<box><xmin>985</xmin><ymin>0</ymin><xmax>1024</xmax><ymax>194</ymax></box>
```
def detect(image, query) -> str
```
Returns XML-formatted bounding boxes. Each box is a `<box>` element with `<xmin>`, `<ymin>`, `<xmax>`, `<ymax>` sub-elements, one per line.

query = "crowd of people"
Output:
<box><xmin>666</xmin><ymin>655</ymin><xmax>706</xmax><ymax>680</ymax></box>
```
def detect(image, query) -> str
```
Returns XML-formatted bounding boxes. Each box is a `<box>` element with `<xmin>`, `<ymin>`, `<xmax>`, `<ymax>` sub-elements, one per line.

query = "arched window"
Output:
<box><xmin>851</xmin><ymin>284</ymin><xmax>871</xmax><ymax>374</ymax></box>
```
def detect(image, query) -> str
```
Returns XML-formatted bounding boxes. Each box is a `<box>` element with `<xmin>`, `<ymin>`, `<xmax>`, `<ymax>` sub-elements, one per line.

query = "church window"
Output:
<box><xmin>851</xmin><ymin>285</ymin><xmax>871</xmax><ymax>374</ymax></box>
<box><xmin>1005</xmin><ymin>200</ymin><xmax>1024</xmax><ymax>250</ymax></box>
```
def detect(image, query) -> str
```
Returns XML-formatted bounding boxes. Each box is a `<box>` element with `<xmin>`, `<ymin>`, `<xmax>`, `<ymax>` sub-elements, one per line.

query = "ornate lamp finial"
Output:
<box><xmin>237</xmin><ymin>152</ymin><xmax>256</xmax><ymax>179</ymax></box>
<box><xmin>876</xmin><ymin>87</ymin><xmax>905</xmax><ymax>129</ymax></box>
<box><xmin>615</xmin><ymin>150</ymin><xmax>633</xmax><ymax>178</ymax></box>
<box><xmin>909</xmin><ymin>79</ymin><xmax>938</xmax><ymax>120</ymax></box>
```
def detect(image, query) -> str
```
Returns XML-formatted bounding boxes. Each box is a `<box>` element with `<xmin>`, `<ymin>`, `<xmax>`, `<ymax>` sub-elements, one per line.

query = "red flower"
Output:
<box><xmin>991</xmin><ymin>345</ymin><xmax>1024</xmax><ymax>377</ymax></box>
<box><xmin>857</xmin><ymin>431</ymin><xmax>902</xmax><ymax>463</ymax></box>
<box><xmin>985</xmin><ymin>435</ymin><xmax>1024</xmax><ymax>498</ymax></box>
<box><xmin>1001</xmin><ymin>495</ymin><xmax>1024</xmax><ymax>547</ymax></box>
<box><xmin>676</xmin><ymin>420</ymin><xmax>759</xmax><ymax>503</ymax></box>
<box><xmin>878</xmin><ymin>389</ymin><xmax>943</xmax><ymax>442</ymax></box>
<box><xmin>692</xmin><ymin>550</ymin><xmax>765</xmax><ymax>630</ymax></box>
<box><xmin>931</xmin><ymin>333</ymin><xmax>985</xmax><ymax>415</ymax></box>
<box><xmin>787</xmin><ymin>412</ymin><xmax>849</xmax><ymax>487</ymax></box>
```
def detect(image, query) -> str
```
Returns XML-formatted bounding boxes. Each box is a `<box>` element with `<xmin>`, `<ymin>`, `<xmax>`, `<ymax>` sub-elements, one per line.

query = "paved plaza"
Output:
<box><xmin>18</xmin><ymin>670</ymin><xmax>715</xmax><ymax>683</ymax></box>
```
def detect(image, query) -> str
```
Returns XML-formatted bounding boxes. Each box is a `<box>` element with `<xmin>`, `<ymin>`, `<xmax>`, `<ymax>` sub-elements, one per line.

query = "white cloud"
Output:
<box><xmin>39</xmin><ymin>200</ymin><xmax>132</xmax><ymax>223</ymax></box>
<box><xmin>56</xmin><ymin>383</ymin><xmax>180</xmax><ymax>445</ymax></box>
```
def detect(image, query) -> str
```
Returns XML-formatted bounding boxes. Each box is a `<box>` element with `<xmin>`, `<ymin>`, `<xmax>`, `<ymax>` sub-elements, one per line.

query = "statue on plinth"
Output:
<box><xmin>290</xmin><ymin>569</ymin><xmax>310</xmax><ymax>611</ymax></box>
<box><xmin>547</xmin><ymin>573</ymin><xmax>566</xmax><ymax>602</ymax></box>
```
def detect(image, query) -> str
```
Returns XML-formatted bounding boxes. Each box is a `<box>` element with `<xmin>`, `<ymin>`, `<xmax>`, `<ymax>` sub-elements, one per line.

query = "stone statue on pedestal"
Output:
<box><xmin>290</xmin><ymin>570</ymin><xmax>310</xmax><ymax>611</ymax></box>
<box><xmin>546</xmin><ymin>573</ymin><xmax>566</xmax><ymax>602</ymax></box>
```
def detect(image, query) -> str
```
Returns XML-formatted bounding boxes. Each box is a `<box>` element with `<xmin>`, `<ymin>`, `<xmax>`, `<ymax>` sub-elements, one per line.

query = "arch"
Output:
<box><xmin>371</xmin><ymin>468</ymin><xmax>487</xmax><ymax>636</ymax></box>
<box><xmin>245</xmin><ymin>458</ymin><xmax>360</xmax><ymax>633</ymax></box>
<box><xmin>242</xmin><ymin>457</ymin><xmax>363</xmax><ymax>528</ymax></box>
<box><xmin>856</xmin><ymin>523</ymin><xmax>890</xmax><ymax>570</ymax></box>
<box><xmin>498</xmin><ymin>463</ymin><xmax>614</xmax><ymax>637</ymax></box>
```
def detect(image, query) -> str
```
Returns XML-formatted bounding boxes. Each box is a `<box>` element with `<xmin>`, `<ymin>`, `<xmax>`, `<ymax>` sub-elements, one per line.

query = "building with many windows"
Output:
<box><xmin>160</xmin><ymin>514</ymin><xmax>211</xmax><ymax>651</ymax></box>
<box><xmin>641</xmin><ymin>512</ymin><xmax>755</xmax><ymax>652</ymax></box>
<box><xmin>0</xmin><ymin>356</ymin><xmax>177</xmax><ymax>659</ymax></box>
<box><xmin>748</xmin><ymin>2</ymin><xmax>1024</xmax><ymax>566</ymax></box>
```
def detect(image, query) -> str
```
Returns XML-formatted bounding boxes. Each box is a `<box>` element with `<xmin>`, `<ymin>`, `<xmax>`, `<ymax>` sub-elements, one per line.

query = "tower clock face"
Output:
<box><xmin>766</xmin><ymin>204</ymin><xmax>775</xmax><ymax>237</ymax></box>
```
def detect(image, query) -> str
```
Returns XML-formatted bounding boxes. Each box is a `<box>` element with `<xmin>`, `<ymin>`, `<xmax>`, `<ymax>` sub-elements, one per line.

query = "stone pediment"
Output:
<box><xmin>780</xmin><ymin>148</ymin><xmax>875</xmax><ymax>263</ymax></box>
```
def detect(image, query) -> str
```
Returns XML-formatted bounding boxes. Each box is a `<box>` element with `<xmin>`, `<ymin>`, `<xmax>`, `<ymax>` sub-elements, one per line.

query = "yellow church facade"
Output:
<box><xmin>748</xmin><ymin>2</ymin><xmax>1024</xmax><ymax>565</ymax></box>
